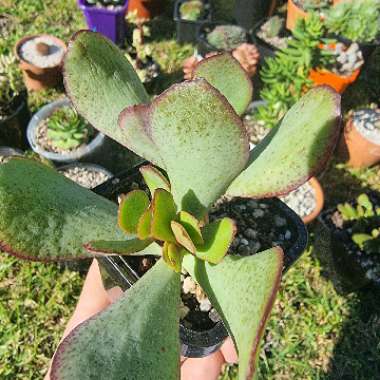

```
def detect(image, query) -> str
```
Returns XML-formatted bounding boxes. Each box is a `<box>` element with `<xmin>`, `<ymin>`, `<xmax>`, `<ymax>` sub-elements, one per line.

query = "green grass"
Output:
<box><xmin>1</xmin><ymin>0</ymin><xmax>380</xmax><ymax>379</ymax></box>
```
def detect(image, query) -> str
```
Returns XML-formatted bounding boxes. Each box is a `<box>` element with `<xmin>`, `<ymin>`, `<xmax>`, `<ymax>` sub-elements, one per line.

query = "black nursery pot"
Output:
<box><xmin>0</xmin><ymin>92</ymin><xmax>30</xmax><ymax>150</ymax></box>
<box><xmin>92</xmin><ymin>164</ymin><xmax>308</xmax><ymax>358</ymax></box>
<box><xmin>174</xmin><ymin>0</ymin><xmax>212</xmax><ymax>44</ymax></box>
<box><xmin>196</xmin><ymin>22</ymin><xmax>251</xmax><ymax>56</ymax></box>
<box><xmin>314</xmin><ymin>191</ymin><xmax>380</xmax><ymax>294</ymax></box>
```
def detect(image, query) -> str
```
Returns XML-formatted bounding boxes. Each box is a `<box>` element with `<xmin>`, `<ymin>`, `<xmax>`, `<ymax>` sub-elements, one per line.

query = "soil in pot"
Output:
<box><xmin>59</xmin><ymin>163</ymin><xmax>112</xmax><ymax>189</ymax></box>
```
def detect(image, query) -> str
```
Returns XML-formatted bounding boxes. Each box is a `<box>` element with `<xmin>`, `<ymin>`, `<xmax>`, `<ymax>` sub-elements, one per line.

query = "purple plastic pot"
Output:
<box><xmin>77</xmin><ymin>0</ymin><xmax>129</xmax><ymax>45</ymax></box>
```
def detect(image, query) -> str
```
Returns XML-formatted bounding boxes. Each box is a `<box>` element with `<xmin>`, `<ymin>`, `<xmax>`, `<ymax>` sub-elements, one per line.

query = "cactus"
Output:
<box><xmin>206</xmin><ymin>24</ymin><xmax>247</xmax><ymax>50</ymax></box>
<box><xmin>46</xmin><ymin>107</ymin><xmax>91</xmax><ymax>150</ymax></box>
<box><xmin>179</xmin><ymin>0</ymin><xmax>205</xmax><ymax>21</ymax></box>
<box><xmin>0</xmin><ymin>31</ymin><xmax>342</xmax><ymax>380</ymax></box>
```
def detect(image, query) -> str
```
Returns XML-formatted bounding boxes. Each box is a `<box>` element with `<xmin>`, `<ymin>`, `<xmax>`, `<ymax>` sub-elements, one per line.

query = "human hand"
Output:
<box><xmin>45</xmin><ymin>259</ymin><xmax>237</xmax><ymax>380</ymax></box>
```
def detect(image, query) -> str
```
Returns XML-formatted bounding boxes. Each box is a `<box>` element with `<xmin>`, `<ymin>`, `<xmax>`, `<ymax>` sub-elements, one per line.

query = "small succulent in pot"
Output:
<box><xmin>179</xmin><ymin>0</ymin><xmax>205</xmax><ymax>21</ymax></box>
<box><xmin>0</xmin><ymin>54</ymin><xmax>25</xmax><ymax>121</ymax></box>
<box><xmin>0</xmin><ymin>31</ymin><xmax>341</xmax><ymax>379</ymax></box>
<box><xmin>206</xmin><ymin>25</ymin><xmax>248</xmax><ymax>51</ymax></box>
<box><xmin>46</xmin><ymin>106</ymin><xmax>92</xmax><ymax>150</ymax></box>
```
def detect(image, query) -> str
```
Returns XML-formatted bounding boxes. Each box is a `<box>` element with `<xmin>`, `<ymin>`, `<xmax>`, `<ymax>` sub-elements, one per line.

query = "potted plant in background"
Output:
<box><xmin>0</xmin><ymin>31</ymin><xmax>341</xmax><ymax>379</ymax></box>
<box><xmin>309</xmin><ymin>41</ymin><xmax>364</xmax><ymax>93</ymax></box>
<box><xmin>77</xmin><ymin>0</ymin><xmax>129</xmax><ymax>46</ymax></box>
<box><xmin>0</xmin><ymin>54</ymin><xmax>29</xmax><ymax>149</ymax></box>
<box><xmin>15</xmin><ymin>34</ymin><xmax>66</xmax><ymax>91</ymax></box>
<box><xmin>127</xmin><ymin>0</ymin><xmax>165</xmax><ymax>20</ymax></box>
<box><xmin>339</xmin><ymin>105</ymin><xmax>380</xmax><ymax>168</ymax></box>
<box><xmin>325</xmin><ymin>0</ymin><xmax>380</xmax><ymax>59</ymax></box>
<box><xmin>197</xmin><ymin>23</ymin><xmax>249</xmax><ymax>55</ymax></box>
<box><xmin>174</xmin><ymin>0</ymin><xmax>212</xmax><ymax>44</ymax></box>
<box><xmin>315</xmin><ymin>193</ymin><xmax>380</xmax><ymax>293</ymax></box>
<box><xmin>286</xmin><ymin>0</ymin><xmax>332</xmax><ymax>31</ymax></box>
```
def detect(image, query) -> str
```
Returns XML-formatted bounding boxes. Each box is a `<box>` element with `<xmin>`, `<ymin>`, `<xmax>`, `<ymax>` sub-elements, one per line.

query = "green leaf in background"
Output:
<box><xmin>139</xmin><ymin>164</ymin><xmax>171</xmax><ymax>195</ymax></box>
<box><xmin>63</xmin><ymin>31</ymin><xmax>150</xmax><ymax>146</ymax></box>
<box><xmin>151</xmin><ymin>189</ymin><xmax>177</xmax><ymax>242</ymax></box>
<box><xmin>118</xmin><ymin>190</ymin><xmax>150</xmax><ymax>234</ymax></box>
<box><xmin>193</xmin><ymin>53</ymin><xmax>253</xmax><ymax>116</ymax></box>
<box><xmin>183</xmin><ymin>247</ymin><xmax>284</xmax><ymax>380</ymax></box>
<box><xmin>0</xmin><ymin>158</ymin><xmax>125</xmax><ymax>261</ymax></box>
<box><xmin>121</xmin><ymin>79</ymin><xmax>249</xmax><ymax>218</ymax></box>
<box><xmin>51</xmin><ymin>260</ymin><xmax>181</xmax><ymax>380</ymax></box>
<box><xmin>196</xmin><ymin>218</ymin><xmax>236</xmax><ymax>264</ymax></box>
<box><xmin>226</xmin><ymin>86</ymin><xmax>341</xmax><ymax>198</ymax></box>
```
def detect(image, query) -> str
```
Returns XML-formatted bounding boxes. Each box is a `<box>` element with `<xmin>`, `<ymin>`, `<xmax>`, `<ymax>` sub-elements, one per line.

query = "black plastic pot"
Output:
<box><xmin>174</xmin><ymin>0</ymin><xmax>212</xmax><ymax>44</ymax></box>
<box><xmin>92</xmin><ymin>163</ymin><xmax>308</xmax><ymax>358</ymax></box>
<box><xmin>314</xmin><ymin>191</ymin><xmax>380</xmax><ymax>294</ymax></box>
<box><xmin>0</xmin><ymin>92</ymin><xmax>30</xmax><ymax>149</ymax></box>
<box><xmin>234</xmin><ymin>0</ymin><xmax>271</xmax><ymax>31</ymax></box>
<box><xmin>197</xmin><ymin>22</ymin><xmax>251</xmax><ymax>56</ymax></box>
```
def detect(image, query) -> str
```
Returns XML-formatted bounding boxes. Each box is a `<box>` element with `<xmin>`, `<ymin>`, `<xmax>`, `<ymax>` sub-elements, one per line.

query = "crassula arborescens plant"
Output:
<box><xmin>0</xmin><ymin>31</ymin><xmax>341</xmax><ymax>380</ymax></box>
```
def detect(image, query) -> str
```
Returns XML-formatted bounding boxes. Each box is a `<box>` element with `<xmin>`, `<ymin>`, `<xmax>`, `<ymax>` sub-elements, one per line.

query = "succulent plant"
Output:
<box><xmin>256</xmin><ymin>13</ymin><xmax>334</xmax><ymax>128</ymax></box>
<box><xmin>0</xmin><ymin>31</ymin><xmax>341</xmax><ymax>380</ymax></box>
<box><xmin>46</xmin><ymin>106</ymin><xmax>91</xmax><ymax>150</ymax></box>
<box><xmin>325</xmin><ymin>0</ymin><xmax>380</xmax><ymax>43</ymax></box>
<box><xmin>207</xmin><ymin>25</ymin><xmax>247</xmax><ymax>51</ymax></box>
<box><xmin>298</xmin><ymin>0</ymin><xmax>332</xmax><ymax>11</ymax></box>
<box><xmin>338</xmin><ymin>194</ymin><xmax>380</xmax><ymax>256</ymax></box>
<box><xmin>0</xmin><ymin>54</ymin><xmax>25</xmax><ymax>119</ymax></box>
<box><xmin>179</xmin><ymin>0</ymin><xmax>205</xmax><ymax>21</ymax></box>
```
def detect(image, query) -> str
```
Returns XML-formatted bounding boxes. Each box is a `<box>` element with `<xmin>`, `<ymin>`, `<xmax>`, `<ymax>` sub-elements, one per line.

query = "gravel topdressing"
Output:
<box><xmin>19</xmin><ymin>36</ymin><xmax>65</xmax><ymax>68</ymax></box>
<box><xmin>352</xmin><ymin>108</ymin><xmax>380</xmax><ymax>145</ymax></box>
<box><xmin>280</xmin><ymin>181</ymin><xmax>316</xmax><ymax>219</ymax></box>
<box><xmin>60</xmin><ymin>166</ymin><xmax>111</xmax><ymax>189</ymax></box>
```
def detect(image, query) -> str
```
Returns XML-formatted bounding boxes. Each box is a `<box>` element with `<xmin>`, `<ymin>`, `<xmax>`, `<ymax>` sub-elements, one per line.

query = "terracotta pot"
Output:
<box><xmin>333</xmin><ymin>0</ymin><xmax>343</xmax><ymax>5</ymax></box>
<box><xmin>309</xmin><ymin>67</ymin><xmax>360</xmax><ymax>94</ymax></box>
<box><xmin>302</xmin><ymin>177</ymin><xmax>324</xmax><ymax>224</ymax></box>
<box><xmin>339</xmin><ymin>118</ymin><xmax>380</xmax><ymax>168</ymax></box>
<box><xmin>286</xmin><ymin>0</ymin><xmax>307</xmax><ymax>31</ymax></box>
<box><xmin>15</xmin><ymin>35</ymin><xmax>66</xmax><ymax>91</ymax></box>
<box><xmin>127</xmin><ymin>0</ymin><xmax>164</xmax><ymax>19</ymax></box>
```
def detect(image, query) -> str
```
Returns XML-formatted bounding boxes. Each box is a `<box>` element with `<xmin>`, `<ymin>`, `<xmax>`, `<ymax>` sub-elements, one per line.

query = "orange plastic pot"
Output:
<box><xmin>309</xmin><ymin>67</ymin><xmax>360</xmax><ymax>94</ymax></box>
<box><xmin>127</xmin><ymin>0</ymin><xmax>164</xmax><ymax>19</ymax></box>
<box><xmin>333</xmin><ymin>0</ymin><xmax>343</xmax><ymax>5</ymax></box>
<box><xmin>15</xmin><ymin>35</ymin><xmax>66</xmax><ymax>91</ymax></box>
<box><xmin>339</xmin><ymin>118</ymin><xmax>380</xmax><ymax>168</ymax></box>
<box><xmin>286</xmin><ymin>0</ymin><xmax>308</xmax><ymax>31</ymax></box>
<box><xmin>302</xmin><ymin>177</ymin><xmax>324</xmax><ymax>224</ymax></box>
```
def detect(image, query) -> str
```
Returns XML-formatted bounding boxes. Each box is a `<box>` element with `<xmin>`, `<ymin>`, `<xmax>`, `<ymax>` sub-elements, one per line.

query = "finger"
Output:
<box><xmin>220</xmin><ymin>338</ymin><xmax>238</xmax><ymax>364</ymax></box>
<box><xmin>181</xmin><ymin>350</ymin><xmax>225</xmax><ymax>380</ymax></box>
<box><xmin>107</xmin><ymin>286</ymin><xmax>124</xmax><ymax>303</ymax></box>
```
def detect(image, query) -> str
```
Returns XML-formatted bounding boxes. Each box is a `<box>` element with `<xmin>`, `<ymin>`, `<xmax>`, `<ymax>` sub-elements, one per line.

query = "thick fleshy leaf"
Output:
<box><xmin>0</xmin><ymin>158</ymin><xmax>124</xmax><ymax>261</ymax></box>
<box><xmin>193</xmin><ymin>53</ymin><xmax>253</xmax><ymax>116</ymax></box>
<box><xmin>121</xmin><ymin>79</ymin><xmax>249</xmax><ymax>218</ymax></box>
<box><xmin>162</xmin><ymin>242</ymin><xmax>186</xmax><ymax>273</ymax></box>
<box><xmin>63</xmin><ymin>31</ymin><xmax>164</xmax><ymax>167</ymax></box>
<box><xmin>51</xmin><ymin>259</ymin><xmax>180</xmax><ymax>380</ymax></box>
<box><xmin>178</xmin><ymin>211</ymin><xmax>204</xmax><ymax>245</ymax></box>
<box><xmin>118</xmin><ymin>190</ymin><xmax>150</xmax><ymax>234</ymax></box>
<box><xmin>84</xmin><ymin>239</ymin><xmax>157</xmax><ymax>256</ymax></box>
<box><xmin>171</xmin><ymin>221</ymin><xmax>196</xmax><ymax>254</ymax></box>
<box><xmin>139</xmin><ymin>165</ymin><xmax>171</xmax><ymax>195</ymax></box>
<box><xmin>196</xmin><ymin>218</ymin><xmax>236</xmax><ymax>264</ymax></box>
<box><xmin>226</xmin><ymin>86</ymin><xmax>341</xmax><ymax>198</ymax></box>
<box><xmin>183</xmin><ymin>247</ymin><xmax>283</xmax><ymax>380</ymax></box>
<box><xmin>151</xmin><ymin>189</ymin><xmax>177</xmax><ymax>242</ymax></box>
<box><xmin>137</xmin><ymin>207</ymin><xmax>153</xmax><ymax>240</ymax></box>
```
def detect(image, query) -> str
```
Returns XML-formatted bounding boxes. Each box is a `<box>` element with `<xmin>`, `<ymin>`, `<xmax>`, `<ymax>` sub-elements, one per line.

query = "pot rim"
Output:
<box><xmin>0</xmin><ymin>146</ymin><xmax>24</xmax><ymax>157</ymax></box>
<box><xmin>302</xmin><ymin>177</ymin><xmax>324</xmax><ymax>224</ymax></box>
<box><xmin>346</xmin><ymin>116</ymin><xmax>380</xmax><ymax>147</ymax></box>
<box><xmin>14</xmin><ymin>34</ymin><xmax>67</xmax><ymax>69</ymax></box>
<box><xmin>26</xmin><ymin>97</ymin><xmax>106</xmax><ymax>163</ymax></box>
